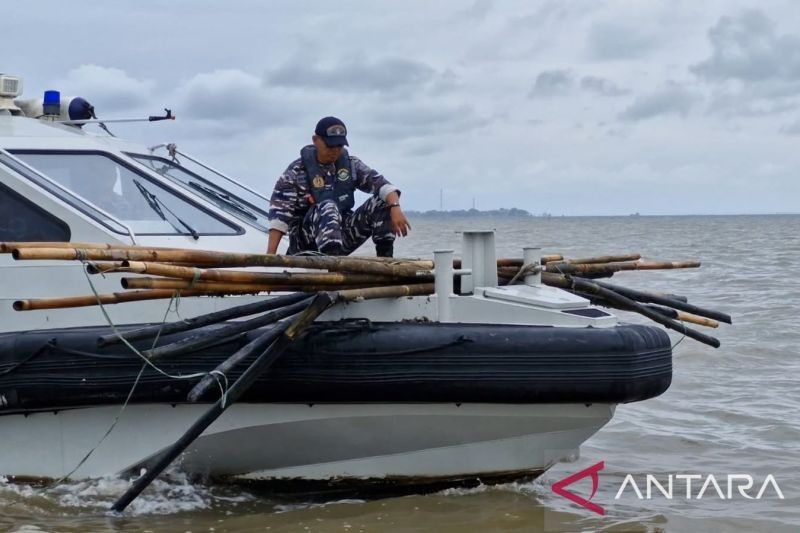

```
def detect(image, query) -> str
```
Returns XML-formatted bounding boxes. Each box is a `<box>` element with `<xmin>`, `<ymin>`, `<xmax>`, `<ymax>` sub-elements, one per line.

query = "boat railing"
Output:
<box><xmin>0</xmin><ymin>149</ymin><xmax>138</xmax><ymax>244</ymax></box>
<box><xmin>149</xmin><ymin>144</ymin><xmax>270</xmax><ymax>203</ymax></box>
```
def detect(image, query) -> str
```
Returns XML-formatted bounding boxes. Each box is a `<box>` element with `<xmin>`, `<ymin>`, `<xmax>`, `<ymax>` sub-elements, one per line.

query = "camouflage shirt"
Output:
<box><xmin>268</xmin><ymin>155</ymin><xmax>399</xmax><ymax>234</ymax></box>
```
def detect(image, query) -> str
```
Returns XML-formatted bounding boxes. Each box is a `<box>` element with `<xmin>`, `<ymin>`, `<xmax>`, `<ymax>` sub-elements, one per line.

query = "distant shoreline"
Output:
<box><xmin>404</xmin><ymin>210</ymin><xmax>800</xmax><ymax>217</ymax></box>
<box><xmin>405</xmin><ymin>208</ymin><xmax>537</xmax><ymax>218</ymax></box>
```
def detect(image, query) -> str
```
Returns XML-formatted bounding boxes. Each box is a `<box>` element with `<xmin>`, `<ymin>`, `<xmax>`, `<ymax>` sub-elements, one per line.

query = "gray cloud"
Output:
<box><xmin>7</xmin><ymin>1</ymin><xmax>798</xmax><ymax>215</ymax></box>
<box><xmin>586</xmin><ymin>21</ymin><xmax>656</xmax><ymax>60</ymax></box>
<box><xmin>692</xmin><ymin>11</ymin><xmax>800</xmax><ymax>118</ymax></box>
<box><xmin>779</xmin><ymin>119</ymin><xmax>800</xmax><ymax>136</ymax></box>
<box><xmin>510</xmin><ymin>2</ymin><xmax>594</xmax><ymax>32</ymax></box>
<box><xmin>691</xmin><ymin>10</ymin><xmax>800</xmax><ymax>82</ymax></box>
<box><xmin>172</xmin><ymin>69</ymin><xmax>297</xmax><ymax>133</ymax></box>
<box><xmin>529</xmin><ymin>69</ymin><xmax>573</xmax><ymax>97</ymax></box>
<box><xmin>580</xmin><ymin>76</ymin><xmax>629</xmax><ymax>96</ymax></box>
<box><xmin>619</xmin><ymin>83</ymin><xmax>701</xmax><ymax>121</ymax></box>
<box><xmin>457</xmin><ymin>0</ymin><xmax>492</xmax><ymax>21</ymax></box>
<box><xmin>53</xmin><ymin>65</ymin><xmax>155</xmax><ymax>113</ymax></box>
<box><xmin>707</xmin><ymin>89</ymin><xmax>799</xmax><ymax>117</ymax></box>
<box><xmin>530</xmin><ymin>71</ymin><xmax>628</xmax><ymax>99</ymax></box>
<box><xmin>362</xmin><ymin>103</ymin><xmax>490</xmax><ymax>141</ymax></box>
<box><xmin>266</xmin><ymin>57</ymin><xmax>438</xmax><ymax>94</ymax></box>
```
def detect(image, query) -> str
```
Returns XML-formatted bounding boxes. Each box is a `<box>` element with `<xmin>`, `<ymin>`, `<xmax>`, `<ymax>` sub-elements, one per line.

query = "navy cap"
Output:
<box><xmin>315</xmin><ymin>116</ymin><xmax>349</xmax><ymax>147</ymax></box>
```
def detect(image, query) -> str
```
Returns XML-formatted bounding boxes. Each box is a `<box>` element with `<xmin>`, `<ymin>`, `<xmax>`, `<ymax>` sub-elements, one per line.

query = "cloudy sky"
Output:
<box><xmin>7</xmin><ymin>1</ymin><xmax>800</xmax><ymax>215</ymax></box>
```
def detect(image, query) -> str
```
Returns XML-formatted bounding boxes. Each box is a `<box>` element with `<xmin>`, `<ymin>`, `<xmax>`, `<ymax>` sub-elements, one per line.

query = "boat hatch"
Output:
<box><xmin>482</xmin><ymin>284</ymin><xmax>590</xmax><ymax>309</ymax></box>
<box><xmin>6</xmin><ymin>150</ymin><xmax>244</xmax><ymax>237</ymax></box>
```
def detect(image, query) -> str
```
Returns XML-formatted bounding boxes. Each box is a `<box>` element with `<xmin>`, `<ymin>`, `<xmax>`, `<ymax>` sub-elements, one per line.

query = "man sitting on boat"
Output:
<box><xmin>267</xmin><ymin>116</ymin><xmax>411</xmax><ymax>257</ymax></box>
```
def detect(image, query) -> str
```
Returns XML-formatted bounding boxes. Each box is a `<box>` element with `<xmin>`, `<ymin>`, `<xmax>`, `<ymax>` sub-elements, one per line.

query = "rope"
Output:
<box><xmin>0</xmin><ymin>342</ymin><xmax>53</xmax><ymax>376</ymax></box>
<box><xmin>48</xmin><ymin>265</ymin><xmax>234</xmax><ymax>485</ymax></box>
<box><xmin>187</xmin><ymin>269</ymin><xmax>202</xmax><ymax>289</ymax></box>
<box><xmin>208</xmin><ymin>370</ymin><xmax>229</xmax><ymax>408</ymax></box>
<box><xmin>87</xmin><ymin>261</ymin><xmax>118</xmax><ymax>276</ymax></box>
<box><xmin>49</xmin><ymin>362</ymin><xmax>147</xmax><ymax>486</ymax></box>
<box><xmin>166</xmin><ymin>143</ymin><xmax>179</xmax><ymax>164</ymax></box>
<box><xmin>671</xmin><ymin>314</ymin><xmax>687</xmax><ymax>350</ymax></box>
<box><xmin>507</xmin><ymin>263</ymin><xmax>542</xmax><ymax>285</ymax></box>
<box><xmin>80</xmin><ymin>266</ymin><xmax>207</xmax><ymax>381</ymax></box>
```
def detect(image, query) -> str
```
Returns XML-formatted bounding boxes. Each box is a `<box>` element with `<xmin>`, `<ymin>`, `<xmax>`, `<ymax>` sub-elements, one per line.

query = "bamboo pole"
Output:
<box><xmin>554</xmin><ymin>253</ymin><xmax>642</xmax><ymax>265</ymax></box>
<box><xmin>676</xmin><ymin>311</ymin><xmax>719</xmax><ymax>328</ymax></box>
<box><xmin>0</xmin><ymin>242</ymin><xmax>199</xmax><ymax>253</ymax></box>
<box><xmin>97</xmin><ymin>292</ymin><xmax>312</xmax><ymax>347</ymax></box>
<box><xmin>337</xmin><ymin>283</ymin><xmax>435</xmax><ymax>301</ymax></box>
<box><xmin>1</xmin><ymin>242</ymin><xmax>124</xmax><ymax>253</ymax></box>
<box><xmin>573</xmin><ymin>292</ymin><xmax>719</xmax><ymax>327</ymax></box>
<box><xmin>571</xmin><ymin>290</ymin><xmax>719</xmax><ymax>328</ymax></box>
<box><xmin>546</xmin><ymin>274</ymin><xmax>720</xmax><ymax>347</ymax></box>
<box><xmin>187</xmin><ymin>283</ymin><xmax>435</xmax><ymax>402</ymax></box>
<box><xmin>503</xmin><ymin>272</ymin><xmax>729</xmax><ymax>325</ymax></box>
<box><xmin>544</xmin><ymin>260</ymin><xmax>700</xmax><ymax>275</ymax></box>
<box><xmin>121</xmin><ymin>277</ymin><xmax>373</xmax><ymax>293</ymax></box>
<box><xmin>0</xmin><ymin>241</ymin><xmax>432</xmax><ymax>267</ymax></box>
<box><xmin>142</xmin><ymin>283</ymin><xmax>434</xmax><ymax>361</ymax></box>
<box><xmin>453</xmin><ymin>256</ymin><xmax>560</xmax><ymax>269</ymax></box>
<box><xmin>11</xmin><ymin>247</ymin><xmax>428</xmax><ymax>277</ymax></box>
<box><xmin>111</xmin><ymin>281</ymin><xmax>450</xmax><ymax>512</ymax></box>
<box><xmin>111</xmin><ymin>292</ymin><xmax>336</xmax><ymax>513</ymax></box>
<box><xmin>85</xmin><ymin>261</ymin><xmax>125</xmax><ymax>274</ymax></box>
<box><xmin>590</xmin><ymin>278</ymin><xmax>731</xmax><ymax>324</ymax></box>
<box><xmin>186</xmin><ymin>319</ymin><xmax>292</xmax><ymax>402</ymax></box>
<box><xmin>144</xmin><ymin>298</ymin><xmax>313</xmax><ymax>360</ymax></box>
<box><xmin>12</xmin><ymin>290</ymin><xmax>209</xmax><ymax>311</ymax></box>
<box><xmin>540</xmin><ymin>254</ymin><xmax>563</xmax><ymax>264</ymax></box>
<box><xmin>342</xmin><ymin>256</ymin><xmax>434</xmax><ymax>268</ymax></box>
<box><xmin>116</xmin><ymin>261</ymin><xmax>423</xmax><ymax>285</ymax></box>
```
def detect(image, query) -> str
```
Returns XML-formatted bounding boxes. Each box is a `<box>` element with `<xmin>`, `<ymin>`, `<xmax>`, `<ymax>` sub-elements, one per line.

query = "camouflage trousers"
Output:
<box><xmin>289</xmin><ymin>196</ymin><xmax>394</xmax><ymax>256</ymax></box>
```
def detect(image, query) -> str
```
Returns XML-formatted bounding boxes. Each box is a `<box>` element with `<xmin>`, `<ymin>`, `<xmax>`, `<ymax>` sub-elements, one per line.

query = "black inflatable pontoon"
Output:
<box><xmin>0</xmin><ymin>320</ymin><xmax>671</xmax><ymax>413</ymax></box>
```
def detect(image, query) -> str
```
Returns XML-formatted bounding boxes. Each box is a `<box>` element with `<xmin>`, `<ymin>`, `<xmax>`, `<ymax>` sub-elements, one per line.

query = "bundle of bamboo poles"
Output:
<box><xmin>0</xmin><ymin>241</ymin><xmax>732</xmax><ymax>511</ymax></box>
<box><xmin>1</xmin><ymin>241</ymin><xmax>730</xmax><ymax>347</ymax></box>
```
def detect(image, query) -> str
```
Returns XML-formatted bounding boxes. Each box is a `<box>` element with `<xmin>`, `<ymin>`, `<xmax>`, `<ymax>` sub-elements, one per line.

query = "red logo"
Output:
<box><xmin>551</xmin><ymin>461</ymin><xmax>605</xmax><ymax>515</ymax></box>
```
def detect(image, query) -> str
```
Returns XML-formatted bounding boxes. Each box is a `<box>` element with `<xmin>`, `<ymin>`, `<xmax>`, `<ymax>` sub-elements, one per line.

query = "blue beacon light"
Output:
<box><xmin>43</xmin><ymin>90</ymin><xmax>61</xmax><ymax>116</ymax></box>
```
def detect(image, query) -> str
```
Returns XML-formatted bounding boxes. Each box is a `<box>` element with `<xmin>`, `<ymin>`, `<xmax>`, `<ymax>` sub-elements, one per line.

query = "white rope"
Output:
<box><xmin>82</xmin><ymin>266</ymin><xmax>207</xmax><ymax>381</ymax></box>
<box><xmin>49</xmin><ymin>266</ymin><xmax>236</xmax><ymax>484</ymax></box>
<box><xmin>508</xmin><ymin>263</ymin><xmax>542</xmax><ymax>285</ymax></box>
<box><xmin>50</xmin><ymin>362</ymin><xmax>148</xmax><ymax>485</ymax></box>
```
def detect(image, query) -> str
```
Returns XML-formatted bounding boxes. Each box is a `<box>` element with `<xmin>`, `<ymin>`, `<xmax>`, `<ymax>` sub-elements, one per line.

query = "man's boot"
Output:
<box><xmin>375</xmin><ymin>241</ymin><xmax>394</xmax><ymax>258</ymax></box>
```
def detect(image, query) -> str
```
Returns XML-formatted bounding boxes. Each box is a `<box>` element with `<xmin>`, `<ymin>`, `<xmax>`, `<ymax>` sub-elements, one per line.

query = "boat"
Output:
<box><xmin>0</xmin><ymin>74</ymin><xmax>672</xmax><ymax>491</ymax></box>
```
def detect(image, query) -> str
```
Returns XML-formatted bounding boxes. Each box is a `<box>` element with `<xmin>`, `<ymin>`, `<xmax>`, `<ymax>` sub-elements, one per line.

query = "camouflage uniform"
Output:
<box><xmin>268</xmin><ymin>154</ymin><xmax>399</xmax><ymax>255</ymax></box>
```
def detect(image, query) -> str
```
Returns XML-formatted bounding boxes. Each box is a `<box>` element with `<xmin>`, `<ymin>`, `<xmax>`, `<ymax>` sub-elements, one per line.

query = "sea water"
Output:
<box><xmin>2</xmin><ymin>215</ymin><xmax>798</xmax><ymax>532</ymax></box>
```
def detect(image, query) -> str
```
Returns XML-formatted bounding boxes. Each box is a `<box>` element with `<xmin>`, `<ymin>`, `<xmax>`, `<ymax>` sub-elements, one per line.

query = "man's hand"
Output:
<box><xmin>390</xmin><ymin>207</ymin><xmax>411</xmax><ymax>237</ymax></box>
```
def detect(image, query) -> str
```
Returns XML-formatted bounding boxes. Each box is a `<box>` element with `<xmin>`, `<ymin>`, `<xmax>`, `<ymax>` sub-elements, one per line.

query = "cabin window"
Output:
<box><xmin>128</xmin><ymin>153</ymin><xmax>269</xmax><ymax>231</ymax></box>
<box><xmin>7</xmin><ymin>150</ymin><xmax>243</xmax><ymax>237</ymax></box>
<box><xmin>0</xmin><ymin>181</ymin><xmax>70</xmax><ymax>241</ymax></box>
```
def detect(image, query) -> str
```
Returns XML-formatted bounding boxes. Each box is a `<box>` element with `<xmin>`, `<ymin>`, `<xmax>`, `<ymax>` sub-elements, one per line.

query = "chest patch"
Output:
<box><xmin>311</xmin><ymin>175</ymin><xmax>325</xmax><ymax>188</ymax></box>
<box><xmin>337</xmin><ymin>168</ymin><xmax>350</xmax><ymax>181</ymax></box>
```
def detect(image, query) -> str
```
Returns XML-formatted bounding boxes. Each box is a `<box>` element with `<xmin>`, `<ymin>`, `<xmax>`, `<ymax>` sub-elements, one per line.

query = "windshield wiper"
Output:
<box><xmin>132</xmin><ymin>179</ymin><xmax>200</xmax><ymax>240</ymax></box>
<box><xmin>188</xmin><ymin>180</ymin><xmax>259</xmax><ymax>221</ymax></box>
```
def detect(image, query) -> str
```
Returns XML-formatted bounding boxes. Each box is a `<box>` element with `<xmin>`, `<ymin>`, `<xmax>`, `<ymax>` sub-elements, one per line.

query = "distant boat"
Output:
<box><xmin>629</xmin><ymin>212</ymin><xmax>641</xmax><ymax>217</ymax></box>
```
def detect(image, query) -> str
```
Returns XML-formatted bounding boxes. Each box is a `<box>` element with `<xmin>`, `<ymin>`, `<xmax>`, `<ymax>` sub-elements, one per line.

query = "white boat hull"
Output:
<box><xmin>2</xmin><ymin>403</ymin><xmax>614</xmax><ymax>483</ymax></box>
